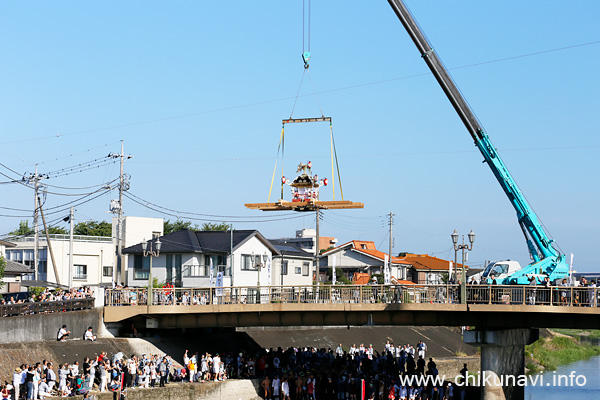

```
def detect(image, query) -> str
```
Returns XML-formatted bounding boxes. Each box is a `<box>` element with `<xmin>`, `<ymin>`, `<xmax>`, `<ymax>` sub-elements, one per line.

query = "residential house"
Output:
<box><xmin>276</xmin><ymin>229</ymin><xmax>338</xmax><ymax>255</ymax></box>
<box><xmin>112</xmin><ymin>216</ymin><xmax>164</xmax><ymax>285</ymax></box>
<box><xmin>123</xmin><ymin>229</ymin><xmax>280</xmax><ymax>288</ymax></box>
<box><xmin>398</xmin><ymin>253</ymin><xmax>467</xmax><ymax>284</ymax></box>
<box><xmin>5</xmin><ymin>234</ymin><xmax>114</xmax><ymax>288</ymax></box>
<box><xmin>320</xmin><ymin>240</ymin><xmax>411</xmax><ymax>282</ymax></box>
<box><xmin>269</xmin><ymin>239</ymin><xmax>314</xmax><ymax>286</ymax></box>
<box><xmin>2</xmin><ymin>216</ymin><xmax>162</xmax><ymax>289</ymax></box>
<box><xmin>1</xmin><ymin>239</ymin><xmax>33</xmax><ymax>294</ymax></box>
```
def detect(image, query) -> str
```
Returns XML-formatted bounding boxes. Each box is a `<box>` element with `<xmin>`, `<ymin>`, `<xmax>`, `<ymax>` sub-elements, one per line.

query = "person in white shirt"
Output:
<box><xmin>84</xmin><ymin>327</ymin><xmax>96</xmax><ymax>341</ymax></box>
<box><xmin>57</xmin><ymin>326</ymin><xmax>70</xmax><ymax>342</ymax></box>
<box><xmin>12</xmin><ymin>368</ymin><xmax>22</xmax><ymax>400</ymax></box>
<box><xmin>272</xmin><ymin>375</ymin><xmax>281</xmax><ymax>399</ymax></box>
<box><xmin>212</xmin><ymin>354</ymin><xmax>221</xmax><ymax>382</ymax></box>
<box><xmin>46</xmin><ymin>363</ymin><xmax>56</xmax><ymax>391</ymax></box>
<box><xmin>336</xmin><ymin>344</ymin><xmax>344</xmax><ymax>358</ymax></box>
<box><xmin>38</xmin><ymin>379</ymin><xmax>52</xmax><ymax>399</ymax></box>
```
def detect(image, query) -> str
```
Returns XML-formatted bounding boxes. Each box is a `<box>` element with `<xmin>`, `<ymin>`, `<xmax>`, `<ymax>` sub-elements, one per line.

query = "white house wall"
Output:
<box><xmin>8</xmin><ymin>237</ymin><xmax>114</xmax><ymax>288</ymax></box>
<box><xmin>232</xmin><ymin>236</ymin><xmax>273</xmax><ymax>287</ymax></box>
<box><xmin>271</xmin><ymin>257</ymin><xmax>313</xmax><ymax>286</ymax></box>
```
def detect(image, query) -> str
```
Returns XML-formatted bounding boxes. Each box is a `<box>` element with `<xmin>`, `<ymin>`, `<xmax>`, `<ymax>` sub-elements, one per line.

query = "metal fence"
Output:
<box><xmin>101</xmin><ymin>283</ymin><xmax>600</xmax><ymax>307</ymax></box>
<box><xmin>0</xmin><ymin>297</ymin><xmax>95</xmax><ymax>317</ymax></box>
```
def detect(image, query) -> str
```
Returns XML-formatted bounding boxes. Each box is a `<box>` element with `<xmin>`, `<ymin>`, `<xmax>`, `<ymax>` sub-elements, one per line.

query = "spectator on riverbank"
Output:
<box><xmin>84</xmin><ymin>327</ymin><xmax>96</xmax><ymax>341</ymax></box>
<box><xmin>56</xmin><ymin>325</ymin><xmax>70</xmax><ymax>342</ymax></box>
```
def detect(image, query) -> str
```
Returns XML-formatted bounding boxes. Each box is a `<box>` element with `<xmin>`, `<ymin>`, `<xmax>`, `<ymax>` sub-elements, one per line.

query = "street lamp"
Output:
<box><xmin>451</xmin><ymin>229</ymin><xmax>475</xmax><ymax>304</ymax></box>
<box><xmin>142</xmin><ymin>238</ymin><xmax>161</xmax><ymax>306</ymax></box>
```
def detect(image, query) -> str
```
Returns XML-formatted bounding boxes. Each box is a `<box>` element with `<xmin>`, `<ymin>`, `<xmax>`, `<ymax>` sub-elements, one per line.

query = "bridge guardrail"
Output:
<box><xmin>103</xmin><ymin>284</ymin><xmax>598</xmax><ymax>307</ymax></box>
<box><xmin>0</xmin><ymin>297</ymin><xmax>96</xmax><ymax>317</ymax></box>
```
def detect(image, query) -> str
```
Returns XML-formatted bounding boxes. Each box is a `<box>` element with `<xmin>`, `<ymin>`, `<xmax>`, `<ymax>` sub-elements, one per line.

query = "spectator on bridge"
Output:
<box><xmin>84</xmin><ymin>327</ymin><xmax>96</xmax><ymax>341</ymax></box>
<box><xmin>56</xmin><ymin>325</ymin><xmax>70</xmax><ymax>342</ymax></box>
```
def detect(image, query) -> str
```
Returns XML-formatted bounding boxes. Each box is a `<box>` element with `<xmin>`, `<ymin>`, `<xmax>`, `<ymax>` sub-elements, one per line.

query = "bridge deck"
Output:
<box><xmin>104</xmin><ymin>285</ymin><xmax>600</xmax><ymax>329</ymax></box>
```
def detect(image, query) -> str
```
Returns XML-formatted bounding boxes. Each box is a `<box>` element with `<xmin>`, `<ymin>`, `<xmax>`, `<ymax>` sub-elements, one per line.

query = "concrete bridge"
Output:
<box><xmin>104</xmin><ymin>284</ymin><xmax>600</xmax><ymax>329</ymax></box>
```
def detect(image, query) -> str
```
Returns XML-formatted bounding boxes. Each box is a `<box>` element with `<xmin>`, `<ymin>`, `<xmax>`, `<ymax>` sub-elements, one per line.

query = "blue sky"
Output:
<box><xmin>1</xmin><ymin>1</ymin><xmax>598</xmax><ymax>272</ymax></box>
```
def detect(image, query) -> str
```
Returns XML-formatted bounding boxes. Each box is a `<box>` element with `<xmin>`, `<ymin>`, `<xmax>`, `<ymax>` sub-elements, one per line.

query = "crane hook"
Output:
<box><xmin>302</xmin><ymin>51</ymin><xmax>311</xmax><ymax>69</ymax></box>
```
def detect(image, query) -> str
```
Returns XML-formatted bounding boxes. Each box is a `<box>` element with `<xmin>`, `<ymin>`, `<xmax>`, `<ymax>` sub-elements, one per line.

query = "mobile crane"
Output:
<box><xmin>387</xmin><ymin>0</ymin><xmax>569</xmax><ymax>284</ymax></box>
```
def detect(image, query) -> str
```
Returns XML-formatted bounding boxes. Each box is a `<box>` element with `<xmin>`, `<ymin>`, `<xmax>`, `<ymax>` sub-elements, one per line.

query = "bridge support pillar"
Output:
<box><xmin>463</xmin><ymin>328</ymin><xmax>539</xmax><ymax>400</ymax></box>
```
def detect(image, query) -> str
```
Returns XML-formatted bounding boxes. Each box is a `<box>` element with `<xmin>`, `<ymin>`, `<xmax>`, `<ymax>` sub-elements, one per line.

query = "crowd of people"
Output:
<box><xmin>1</xmin><ymin>336</ymin><xmax>469</xmax><ymax>400</ymax></box>
<box><xmin>0</xmin><ymin>287</ymin><xmax>94</xmax><ymax>306</ymax></box>
<box><xmin>177</xmin><ymin>339</ymin><xmax>466</xmax><ymax>400</ymax></box>
<box><xmin>3</xmin><ymin>351</ymin><xmax>176</xmax><ymax>400</ymax></box>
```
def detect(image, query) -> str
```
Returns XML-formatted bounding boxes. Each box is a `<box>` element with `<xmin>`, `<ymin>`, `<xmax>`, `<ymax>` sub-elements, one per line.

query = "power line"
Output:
<box><xmin>125</xmin><ymin>191</ymin><xmax>300</xmax><ymax>220</ymax></box>
<box><xmin>0</xmin><ymin>40</ymin><xmax>597</xmax><ymax>146</ymax></box>
<box><xmin>124</xmin><ymin>192</ymin><xmax>307</xmax><ymax>224</ymax></box>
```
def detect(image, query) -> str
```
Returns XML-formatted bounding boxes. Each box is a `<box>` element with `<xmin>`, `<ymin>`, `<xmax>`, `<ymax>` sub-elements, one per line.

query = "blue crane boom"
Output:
<box><xmin>387</xmin><ymin>0</ymin><xmax>568</xmax><ymax>283</ymax></box>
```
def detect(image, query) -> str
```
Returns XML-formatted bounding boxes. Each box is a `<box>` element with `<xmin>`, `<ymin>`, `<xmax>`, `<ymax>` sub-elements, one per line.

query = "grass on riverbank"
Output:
<box><xmin>525</xmin><ymin>334</ymin><xmax>600</xmax><ymax>373</ymax></box>
<box><xmin>551</xmin><ymin>329</ymin><xmax>600</xmax><ymax>341</ymax></box>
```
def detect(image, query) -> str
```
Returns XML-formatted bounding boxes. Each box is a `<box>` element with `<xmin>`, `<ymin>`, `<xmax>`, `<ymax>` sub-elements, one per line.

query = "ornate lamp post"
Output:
<box><xmin>451</xmin><ymin>229</ymin><xmax>475</xmax><ymax>304</ymax></box>
<box><xmin>142</xmin><ymin>238</ymin><xmax>161</xmax><ymax>306</ymax></box>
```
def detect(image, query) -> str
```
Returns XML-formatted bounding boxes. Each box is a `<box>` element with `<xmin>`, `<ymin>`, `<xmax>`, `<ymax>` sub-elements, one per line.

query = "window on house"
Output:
<box><xmin>103</xmin><ymin>266</ymin><xmax>113</xmax><ymax>277</ymax></box>
<box><xmin>361</xmin><ymin>244</ymin><xmax>367</xmax><ymax>249</ymax></box>
<box><xmin>242</xmin><ymin>255</ymin><xmax>261</xmax><ymax>270</ymax></box>
<box><xmin>282</xmin><ymin>260</ymin><xmax>288</xmax><ymax>275</ymax></box>
<box><xmin>74</xmin><ymin>264</ymin><xmax>87</xmax><ymax>280</ymax></box>
<box><xmin>134</xmin><ymin>255</ymin><xmax>150</xmax><ymax>280</ymax></box>
<box><xmin>152</xmin><ymin>231</ymin><xmax>161</xmax><ymax>239</ymax></box>
<box><xmin>184</xmin><ymin>264</ymin><xmax>203</xmax><ymax>277</ymax></box>
<box><xmin>295</xmin><ymin>266</ymin><xmax>301</xmax><ymax>275</ymax></box>
<box><xmin>302</xmin><ymin>262</ymin><xmax>309</xmax><ymax>276</ymax></box>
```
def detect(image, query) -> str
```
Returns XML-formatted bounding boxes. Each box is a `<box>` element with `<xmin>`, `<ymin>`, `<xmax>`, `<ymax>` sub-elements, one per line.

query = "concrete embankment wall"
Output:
<box><xmin>0</xmin><ymin>308</ymin><xmax>102</xmax><ymax>344</ymax></box>
<box><xmin>90</xmin><ymin>382</ymin><xmax>260</xmax><ymax>400</ymax></box>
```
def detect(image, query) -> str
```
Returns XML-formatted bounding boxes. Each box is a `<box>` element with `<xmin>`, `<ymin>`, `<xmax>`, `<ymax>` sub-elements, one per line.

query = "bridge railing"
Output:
<box><xmin>0</xmin><ymin>297</ymin><xmax>96</xmax><ymax>317</ymax></box>
<box><xmin>104</xmin><ymin>284</ymin><xmax>599</xmax><ymax>307</ymax></box>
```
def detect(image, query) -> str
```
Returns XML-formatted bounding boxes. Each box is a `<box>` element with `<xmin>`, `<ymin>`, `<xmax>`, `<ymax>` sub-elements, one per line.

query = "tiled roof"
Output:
<box><xmin>124</xmin><ymin>229</ymin><xmax>279</xmax><ymax>255</ymax></box>
<box><xmin>4</xmin><ymin>259</ymin><xmax>33</xmax><ymax>274</ymax></box>
<box><xmin>269</xmin><ymin>240</ymin><xmax>314</xmax><ymax>258</ymax></box>
<box><xmin>398</xmin><ymin>254</ymin><xmax>467</xmax><ymax>271</ymax></box>
<box><xmin>353</xmin><ymin>248</ymin><xmax>411</xmax><ymax>265</ymax></box>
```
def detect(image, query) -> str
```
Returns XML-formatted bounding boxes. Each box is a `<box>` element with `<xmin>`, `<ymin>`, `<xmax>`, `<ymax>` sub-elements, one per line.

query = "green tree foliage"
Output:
<box><xmin>10</xmin><ymin>220</ymin><xmax>34</xmax><ymax>236</ymax></box>
<box><xmin>42</xmin><ymin>226</ymin><xmax>68</xmax><ymax>235</ymax></box>
<box><xmin>0</xmin><ymin>256</ymin><xmax>5</xmax><ymax>290</ymax></box>
<box><xmin>163</xmin><ymin>219</ymin><xmax>199</xmax><ymax>235</ymax></box>
<box><xmin>74</xmin><ymin>220</ymin><xmax>112</xmax><ymax>236</ymax></box>
<box><xmin>201</xmin><ymin>222</ymin><xmax>230</xmax><ymax>231</ymax></box>
<box><xmin>326</xmin><ymin>267</ymin><xmax>351</xmax><ymax>284</ymax></box>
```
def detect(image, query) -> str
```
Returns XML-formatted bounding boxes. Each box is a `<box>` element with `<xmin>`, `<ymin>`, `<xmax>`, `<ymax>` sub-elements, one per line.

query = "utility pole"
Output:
<box><xmin>39</xmin><ymin>201</ymin><xmax>60</xmax><ymax>285</ymax></box>
<box><xmin>69</xmin><ymin>207</ymin><xmax>74</xmax><ymax>288</ymax></box>
<box><xmin>110</xmin><ymin>141</ymin><xmax>133</xmax><ymax>286</ymax></box>
<box><xmin>388</xmin><ymin>212</ymin><xmax>395</xmax><ymax>279</ymax></box>
<box><xmin>33</xmin><ymin>165</ymin><xmax>39</xmax><ymax>281</ymax></box>
<box><xmin>315</xmin><ymin>209</ymin><xmax>320</xmax><ymax>284</ymax></box>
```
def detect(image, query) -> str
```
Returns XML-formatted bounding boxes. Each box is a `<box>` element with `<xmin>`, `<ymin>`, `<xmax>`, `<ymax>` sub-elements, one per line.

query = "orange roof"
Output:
<box><xmin>354</xmin><ymin>248</ymin><xmax>411</xmax><ymax>265</ymax></box>
<box><xmin>398</xmin><ymin>253</ymin><xmax>467</xmax><ymax>271</ymax></box>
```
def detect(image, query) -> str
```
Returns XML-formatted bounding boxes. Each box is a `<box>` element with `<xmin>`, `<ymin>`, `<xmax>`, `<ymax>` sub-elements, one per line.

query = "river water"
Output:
<box><xmin>525</xmin><ymin>355</ymin><xmax>600</xmax><ymax>399</ymax></box>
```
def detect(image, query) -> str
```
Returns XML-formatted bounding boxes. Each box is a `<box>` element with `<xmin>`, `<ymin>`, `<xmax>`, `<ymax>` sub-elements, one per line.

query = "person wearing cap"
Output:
<box><xmin>12</xmin><ymin>368</ymin><xmax>21</xmax><ymax>400</ymax></box>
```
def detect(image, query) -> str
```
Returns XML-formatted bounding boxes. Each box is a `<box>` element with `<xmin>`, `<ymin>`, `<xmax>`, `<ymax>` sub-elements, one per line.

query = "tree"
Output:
<box><xmin>74</xmin><ymin>220</ymin><xmax>112</xmax><ymax>236</ymax></box>
<box><xmin>163</xmin><ymin>219</ymin><xmax>199</xmax><ymax>235</ymax></box>
<box><xmin>201</xmin><ymin>222</ymin><xmax>230</xmax><ymax>231</ymax></box>
<box><xmin>42</xmin><ymin>226</ymin><xmax>68</xmax><ymax>235</ymax></box>
<box><xmin>0</xmin><ymin>256</ymin><xmax>5</xmax><ymax>291</ymax></box>
<box><xmin>10</xmin><ymin>220</ymin><xmax>33</xmax><ymax>236</ymax></box>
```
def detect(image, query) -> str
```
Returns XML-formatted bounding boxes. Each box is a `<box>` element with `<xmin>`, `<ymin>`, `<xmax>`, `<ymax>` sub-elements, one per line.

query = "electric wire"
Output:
<box><xmin>0</xmin><ymin>40</ymin><xmax>597</xmax><ymax>147</ymax></box>
<box><xmin>123</xmin><ymin>192</ymin><xmax>307</xmax><ymax>224</ymax></box>
<box><xmin>125</xmin><ymin>191</ymin><xmax>299</xmax><ymax>220</ymax></box>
